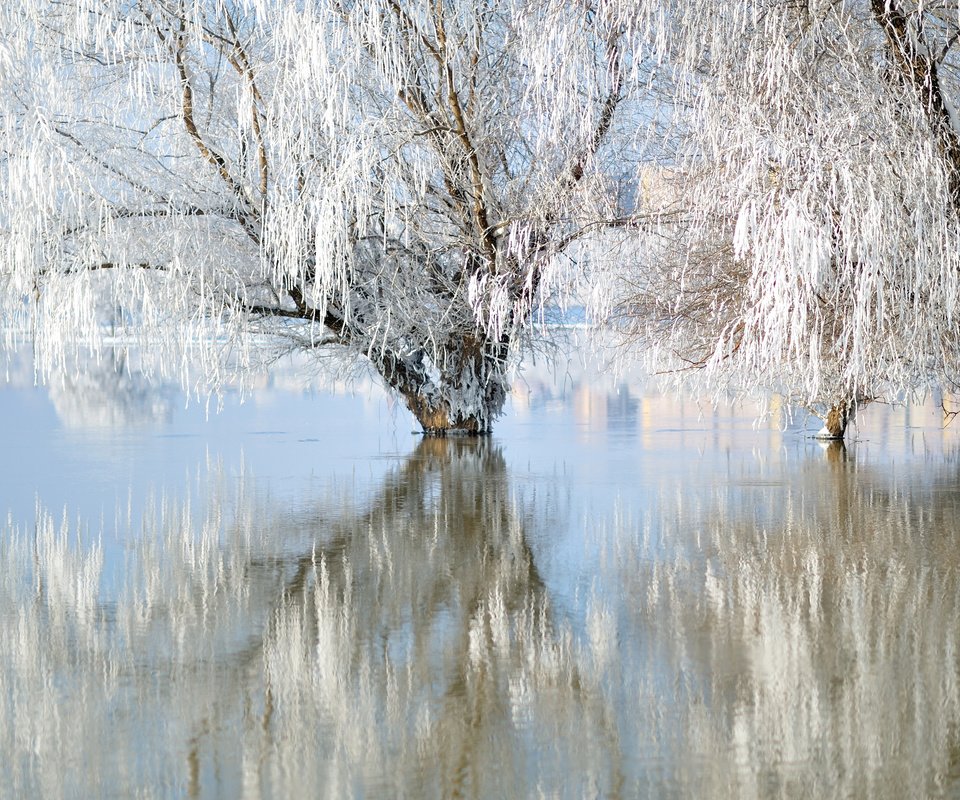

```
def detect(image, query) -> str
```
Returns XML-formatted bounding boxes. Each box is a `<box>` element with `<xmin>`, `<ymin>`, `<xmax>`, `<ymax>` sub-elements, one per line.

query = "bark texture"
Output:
<box><xmin>382</xmin><ymin>333</ymin><xmax>508</xmax><ymax>435</ymax></box>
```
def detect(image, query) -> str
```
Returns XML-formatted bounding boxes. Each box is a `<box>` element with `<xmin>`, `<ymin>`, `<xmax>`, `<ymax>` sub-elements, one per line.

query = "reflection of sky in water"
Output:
<box><xmin>4</xmin><ymin>345</ymin><xmax>959</xmax><ymax>618</ymax></box>
<box><xmin>0</xmin><ymin>349</ymin><xmax>402</xmax><ymax>523</ymax></box>
<box><xmin>3</xmin><ymin>346</ymin><xmax>960</xmax><ymax>797</ymax></box>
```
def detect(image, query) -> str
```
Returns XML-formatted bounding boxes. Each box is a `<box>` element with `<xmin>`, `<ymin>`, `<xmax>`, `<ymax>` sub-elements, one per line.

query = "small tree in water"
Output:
<box><xmin>617</xmin><ymin>2</ymin><xmax>960</xmax><ymax>439</ymax></box>
<box><xmin>0</xmin><ymin>1</ymin><xmax>639</xmax><ymax>434</ymax></box>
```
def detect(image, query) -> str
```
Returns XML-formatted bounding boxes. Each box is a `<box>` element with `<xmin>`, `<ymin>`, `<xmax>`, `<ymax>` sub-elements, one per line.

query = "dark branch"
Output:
<box><xmin>871</xmin><ymin>0</ymin><xmax>960</xmax><ymax>204</ymax></box>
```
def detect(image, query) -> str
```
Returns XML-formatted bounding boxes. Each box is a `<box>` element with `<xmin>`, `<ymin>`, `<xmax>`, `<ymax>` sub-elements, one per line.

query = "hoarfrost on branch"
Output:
<box><xmin>6</xmin><ymin>1</ymin><xmax>960</xmax><ymax>436</ymax></box>
<box><xmin>0</xmin><ymin>0</ymin><xmax>643</xmax><ymax>433</ymax></box>
<box><xmin>620</xmin><ymin>1</ymin><xmax>960</xmax><ymax>437</ymax></box>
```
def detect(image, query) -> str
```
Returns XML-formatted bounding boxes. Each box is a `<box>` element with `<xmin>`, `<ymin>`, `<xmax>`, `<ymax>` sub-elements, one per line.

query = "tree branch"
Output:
<box><xmin>569</xmin><ymin>29</ymin><xmax>624</xmax><ymax>185</ymax></box>
<box><xmin>221</xmin><ymin>7</ymin><xmax>269</xmax><ymax>200</ymax></box>
<box><xmin>53</xmin><ymin>126</ymin><xmax>165</xmax><ymax>202</ymax></box>
<box><xmin>432</xmin><ymin>0</ymin><xmax>498</xmax><ymax>268</ymax></box>
<box><xmin>871</xmin><ymin>0</ymin><xmax>960</xmax><ymax>204</ymax></box>
<box><xmin>169</xmin><ymin>9</ymin><xmax>261</xmax><ymax>243</ymax></box>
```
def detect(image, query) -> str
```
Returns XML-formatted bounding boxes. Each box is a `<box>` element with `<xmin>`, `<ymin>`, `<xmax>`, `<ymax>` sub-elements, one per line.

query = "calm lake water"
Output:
<box><xmin>3</xmin><ymin>347</ymin><xmax>960</xmax><ymax>798</ymax></box>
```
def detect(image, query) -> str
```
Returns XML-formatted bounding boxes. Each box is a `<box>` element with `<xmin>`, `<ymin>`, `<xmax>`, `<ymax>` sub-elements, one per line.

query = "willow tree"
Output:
<box><xmin>619</xmin><ymin>1</ymin><xmax>960</xmax><ymax>438</ymax></box>
<box><xmin>0</xmin><ymin>0</ymin><xmax>638</xmax><ymax>433</ymax></box>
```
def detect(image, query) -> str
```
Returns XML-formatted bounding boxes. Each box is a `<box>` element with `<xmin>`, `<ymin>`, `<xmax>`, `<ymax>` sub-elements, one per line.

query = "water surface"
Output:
<box><xmin>2</xmin><ymin>349</ymin><xmax>960</xmax><ymax>798</ymax></box>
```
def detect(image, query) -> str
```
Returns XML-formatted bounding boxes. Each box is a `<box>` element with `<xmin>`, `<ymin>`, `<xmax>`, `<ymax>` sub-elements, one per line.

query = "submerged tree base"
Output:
<box><xmin>397</xmin><ymin>347</ymin><xmax>507</xmax><ymax>436</ymax></box>
<box><xmin>813</xmin><ymin>427</ymin><xmax>846</xmax><ymax>441</ymax></box>
<box><xmin>403</xmin><ymin>391</ymin><xmax>496</xmax><ymax>437</ymax></box>
<box><xmin>417</xmin><ymin>428</ymin><xmax>492</xmax><ymax>438</ymax></box>
<box><xmin>813</xmin><ymin>400</ymin><xmax>853</xmax><ymax>440</ymax></box>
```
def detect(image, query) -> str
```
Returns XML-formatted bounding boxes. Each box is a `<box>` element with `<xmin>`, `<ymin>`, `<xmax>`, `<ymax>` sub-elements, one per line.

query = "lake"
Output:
<box><xmin>2</xmin><ymin>345</ymin><xmax>960</xmax><ymax>798</ymax></box>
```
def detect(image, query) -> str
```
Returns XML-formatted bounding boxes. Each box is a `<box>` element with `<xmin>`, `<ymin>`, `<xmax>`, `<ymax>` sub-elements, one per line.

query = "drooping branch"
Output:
<box><xmin>1</xmin><ymin>0</ymin><xmax>653</xmax><ymax>434</ymax></box>
<box><xmin>387</xmin><ymin>0</ymin><xmax>442</xmax><ymax>61</ymax></box>
<box><xmin>286</xmin><ymin>284</ymin><xmax>349</xmax><ymax>343</ymax></box>
<box><xmin>871</xmin><ymin>0</ymin><xmax>960</xmax><ymax>203</ymax></box>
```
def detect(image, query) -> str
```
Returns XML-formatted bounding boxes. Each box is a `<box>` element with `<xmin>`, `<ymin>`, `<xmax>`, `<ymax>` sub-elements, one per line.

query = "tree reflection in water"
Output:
<box><xmin>3</xmin><ymin>437</ymin><xmax>960</xmax><ymax>797</ymax></box>
<box><xmin>0</xmin><ymin>439</ymin><xmax>617</xmax><ymax>798</ymax></box>
<box><xmin>256</xmin><ymin>437</ymin><xmax>618</xmax><ymax>798</ymax></box>
<box><xmin>612</xmin><ymin>439</ymin><xmax>960</xmax><ymax>798</ymax></box>
<box><xmin>45</xmin><ymin>347</ymin><xmax>175</xmax><ymax>428</ymax></box>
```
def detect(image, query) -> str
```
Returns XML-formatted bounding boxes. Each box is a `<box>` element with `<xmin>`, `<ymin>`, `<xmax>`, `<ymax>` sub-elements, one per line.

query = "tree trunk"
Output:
<box><xmin>380</xmin><ymin>333</ymin><xmax>509</xmax><ymax>436</ymax></box>
<box><xmin>815</xmin><ymin>398</ymin><xmax>851</xmax><ymax>440</ymax></box>
<box><xmin>401</xmin><ymin>391</ymin><xmax>488</xmax><ymax>435</ymax></box>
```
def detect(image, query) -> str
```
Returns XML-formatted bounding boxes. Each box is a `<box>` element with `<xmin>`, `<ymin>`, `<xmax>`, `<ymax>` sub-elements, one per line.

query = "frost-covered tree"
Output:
<box><xmin>619</xmin><ymin>1</ymin><xmax>960</xmax><ymax>438</ymax></box>
<box><xmin>0</xmin><ymin>0</ymin><xmax>640</xmax><ymax>433</ymax></box>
